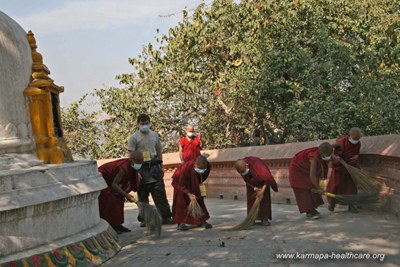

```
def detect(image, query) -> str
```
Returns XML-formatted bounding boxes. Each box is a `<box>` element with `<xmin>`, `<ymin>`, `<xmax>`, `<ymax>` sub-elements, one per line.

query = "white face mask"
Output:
<box><xmin>321</xmin><ymin>155</ymin><xmax>331</xmax><ymax>161</ymax></box>
<box><xmin>131</xmin><ymin>163</ymin><xmax>142</xmax><ymax>170</ymax></box>
<box><xmin>187</xmin><ymin>132</ymin><xmax>195</xmax><ymax>137</ymax></box>
<box><xmin>349</xmin><ymin>138</ymin><xmax>359</xmax><ymax>144</ymax></box>
<box><xmin>195</xmin><ymin>167</ymin><xmax>206</xmax><ymax>174</ymax></box>
<box><xmin>241</xmin><ymin>167</ymin><xmax>250</xmax><ymax>176</ymax></box>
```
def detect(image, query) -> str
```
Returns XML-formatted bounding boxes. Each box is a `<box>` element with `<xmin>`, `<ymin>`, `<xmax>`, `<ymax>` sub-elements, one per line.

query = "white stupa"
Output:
<box><xmin>0</xmin><ymin>11</ymin><xmax>119</xmax><ymax>265</ymax></box>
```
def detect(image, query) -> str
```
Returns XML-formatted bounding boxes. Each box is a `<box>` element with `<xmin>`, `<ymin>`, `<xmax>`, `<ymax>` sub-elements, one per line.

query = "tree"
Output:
<box><xmin>62</xmin><ymin>0</ymin><xmax>400</xmax><ymax>159</ymax></box>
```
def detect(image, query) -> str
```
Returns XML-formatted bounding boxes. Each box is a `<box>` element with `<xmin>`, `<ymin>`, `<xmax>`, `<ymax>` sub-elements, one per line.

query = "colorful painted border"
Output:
<box><xmin>1</xmin><ymin>227</ymin><xmax>121</xmax><ymax>267</ymax></box>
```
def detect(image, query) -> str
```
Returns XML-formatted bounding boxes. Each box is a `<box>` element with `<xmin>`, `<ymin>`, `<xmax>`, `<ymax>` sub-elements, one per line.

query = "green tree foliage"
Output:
<box><xmin>62</xmin><ymin>0</ymin><xmax>400</xmax><ymax>159</ymax></box>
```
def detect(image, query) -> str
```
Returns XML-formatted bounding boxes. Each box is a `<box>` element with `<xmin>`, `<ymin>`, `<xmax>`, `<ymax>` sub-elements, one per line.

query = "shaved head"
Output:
<box><xmin>130</xmin><ymin>151</ymin><xmax>144</xmax><ymax>164</ymax></box>
<box><xmin>349</xmin><ymin>127</ymin><xmax>362</xmax><ymax>140</ymax></box>
<box><xmin>186</xmin><ymin>125</ymin><xmax>194</xmax><ymax>132</ymax></box>
<box><xmin>318</xmin><ymin>142</ymin><xmax>333</xmax><ymax>156</ymax></box>
<box><xmin>195</xmin><ymin>155</ymin><xmax>208</xmax><ymax>169</ymax></box>
<box><xmin>234</xmin><ymin>159</ymin><xmax>247</xmax><ymax>174</ymax></box>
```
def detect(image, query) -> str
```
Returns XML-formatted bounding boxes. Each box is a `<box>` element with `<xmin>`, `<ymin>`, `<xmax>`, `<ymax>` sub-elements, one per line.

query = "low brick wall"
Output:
<box><xmin>98</xmin><ymin>134</ymin><xmax>400</xmax><ymax>216</ymax></box>
<box><xmin>162</xmin><ymin>135</ymin><xmax>400</xmax><ymax>216</ymax></box>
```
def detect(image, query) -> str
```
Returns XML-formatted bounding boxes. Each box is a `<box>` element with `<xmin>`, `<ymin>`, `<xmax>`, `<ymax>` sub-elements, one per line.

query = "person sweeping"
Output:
<box><xmin>171</xmin><ymin>155</ymin><xmax>212</xmax><ymax>231</ymax></box>
<box><xmin>327</xmin><ymin>127</ymin><xmax>362</xmax><ymax>212</ymax></box>
<box><xmin>234</xmin><ymin>157</ymin><xmax>278</xmax><ymax>226</ymax></box>
<box><xmin>98</xmin><ymin>151</ymin><xmax>143</xmax><ymax>234</ymax></box>
<box><xmin>289</xmin><ymin>142</ymin><xmax>332</xmax><ymax>219</ymax></box>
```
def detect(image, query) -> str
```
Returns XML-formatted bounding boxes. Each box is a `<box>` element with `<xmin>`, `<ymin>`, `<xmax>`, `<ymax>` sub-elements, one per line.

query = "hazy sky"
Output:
<box><xmin>1</xmin><ymin>0</ymin><xmax>211</xmax><ymax>107</ymax></box>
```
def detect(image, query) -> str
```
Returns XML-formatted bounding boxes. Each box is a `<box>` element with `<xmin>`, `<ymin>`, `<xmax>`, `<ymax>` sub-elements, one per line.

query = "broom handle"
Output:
<box><xmin>129</xmin><ymin>197</ymin><xmax>139</xmax><ymax>205</ymax></box>
<box><xmin>311</xmin><ymin>188</ymin><xmax>336</xmax><ymax>198</ymax></box>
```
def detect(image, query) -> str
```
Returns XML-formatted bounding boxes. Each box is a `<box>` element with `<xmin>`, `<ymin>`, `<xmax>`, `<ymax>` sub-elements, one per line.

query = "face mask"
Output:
<box><xmin>321</xmin><ymin>155</ymin><xmax>331</xmax><ymax>161</ymax></box>
<box><xmin>195</xmin><ymin>167</ymin><xmax>206</xmax><ymax>174</ymax></box>
<box><xmin>349</xmin><ymin>138</ymin><xmax>359</xmax><ymax>145</ymax></box>
<box><xmin>131</xmin><ymin>163</ymin><xmax>142</xmax><ymax>170</ymax></box>
<box><xmin>241</xmin><ymin>167</ymin><xmax>250</xmax><ymax>176</ymax></box>
<box><xmin>139</xmin><ymin>124</ymin><xmax>150</xmax><ymax>133</ymax></box>
<box><xmin>187</xmin><ymin>132</ymin><xmax>195</xmax><ymax>137</ymax></box>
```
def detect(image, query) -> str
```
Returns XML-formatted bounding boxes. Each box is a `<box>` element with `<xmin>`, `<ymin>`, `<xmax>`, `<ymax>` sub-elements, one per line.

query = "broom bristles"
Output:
<box><xmin>338</xmin><ymin>159</ymin><xmax>381</xmax><ymax>193</ymax></box>
<box><xmin>188</xmin><ymin>199</ymin><xmax>204</xmax><ymax>219</ymax></box>
<box><xmin>333</xmin><ymin>192</ymin><xmax>379</xmax><ymax>204</ymax></box>
<box><xmin>227</xmin><ymin>196</ymin><xmax>262</xmax><ymax>231</ymax></box>
<box><xmin>137</xmin><ymin>202</ymin><xmax>162</xmax><ymax>237</ymax></box>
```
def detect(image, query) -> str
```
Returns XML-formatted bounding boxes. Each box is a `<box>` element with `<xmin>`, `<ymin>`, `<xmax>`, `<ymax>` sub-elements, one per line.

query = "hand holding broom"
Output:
<box><xmin>187</xmin><ymin>193</ymin><xmax>204</xmax><ymax>219</ymax></box>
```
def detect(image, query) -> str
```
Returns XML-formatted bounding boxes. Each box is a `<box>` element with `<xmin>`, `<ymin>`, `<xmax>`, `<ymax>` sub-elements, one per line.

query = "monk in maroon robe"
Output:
<box><xmin>172</xmin><ymin>155</ymin><xmax>212</xmax><ymax>230</ymax></box>
<box><xmin>289</xmin><ymin>142</ymin><xmax>332</xmax><ymax>219</ymax></box>
<box><xmin>179</xmin><ymin>125</ymin><xmax>202</xmax><ymax>162</ymax></box>
<box><xmin>234</xmin><ymin>157</ymin><xmax>278</xmax><ymax>226</ymax></box>
<box><xmin>98</xmin><ymin>151</ymin><xmax>143</xmax><ymax>233</ymax></box>
<box><xmin>327</xmin><ymin>128</ymin><xmax>362</xmax><ymax>212</ymax></box>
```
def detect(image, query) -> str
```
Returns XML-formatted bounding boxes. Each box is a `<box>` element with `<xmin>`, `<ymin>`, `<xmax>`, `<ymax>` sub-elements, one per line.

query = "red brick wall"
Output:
<box><xmin>162</xmin><ymin>135</ymin><xmax>400</xmax><ymax>215</ymax></box>
<box><xmin>98</xmin><ymin>134</ymin><xmax>400</xmax><ymax>215</ymax></box>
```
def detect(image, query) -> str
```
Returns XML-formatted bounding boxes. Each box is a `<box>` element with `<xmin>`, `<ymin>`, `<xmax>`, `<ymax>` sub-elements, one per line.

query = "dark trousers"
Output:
<box><xmin>137</xmin><ymin>165</ymin><xmax>172</xmax><ymax>221</ymax></box>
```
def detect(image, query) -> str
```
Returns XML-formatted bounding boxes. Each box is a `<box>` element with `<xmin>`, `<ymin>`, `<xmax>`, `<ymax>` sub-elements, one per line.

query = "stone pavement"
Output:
<box><xmin>100</xmin><ymin>198</ymin><xmax>400</xmax><ymax>267</ymax></box>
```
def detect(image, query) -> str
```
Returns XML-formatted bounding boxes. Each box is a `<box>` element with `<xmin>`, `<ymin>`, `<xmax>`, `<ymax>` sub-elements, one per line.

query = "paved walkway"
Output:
<box><xmin>100</xmin><ymin>199</ymin><xmax>400</xmax><ymax>267</ymax></box>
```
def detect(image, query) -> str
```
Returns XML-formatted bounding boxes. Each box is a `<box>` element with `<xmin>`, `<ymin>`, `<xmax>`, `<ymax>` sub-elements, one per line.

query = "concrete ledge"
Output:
<box><xmin>0</xmin><ymin>160</ymin><xmax>107</xmax><ymax>258</ymax></box>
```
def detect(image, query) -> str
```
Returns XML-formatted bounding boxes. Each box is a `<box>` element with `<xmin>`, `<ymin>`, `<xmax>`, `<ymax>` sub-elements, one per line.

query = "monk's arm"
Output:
<box><xmin>254</xmin><ymin>163</ymin><xmax>278</xmax><ymax>192</ymax></box>
<box><xmin>256</xmin><ymin>184</ymin><xmax>267</xmax><ymax>198</ymax></box>
<box><xmin>331</xmin><ymin>141</ymin><xmax>342</xmax><ymax>154</ymax></box>
<box><xmin>178</xmin><ymin>143</ymin><xmax>183</xmax><ymax>162</ymax></box>
<box><xmin>112</xmin><ymin>168</ymin><xmax>133</xmax><ymax>201</ymax></box>
<box><xmin>349</xmin><ymin>154</ymin><xmax>359</xmax><ymax>163</ymax></box>
<box><xmin>171</xmin><ymin>171</ymin><xmax>191</xmax><ymax>195</ymax></box>
<box><xmin>309</xmin><ymin>159</ymin><xmax>323</xmax><ymax>192</ymax></box>
<box><xmin>198</xmin><ymin>133</ymin><xmax>203</xmax><ymax>148</ymax></box>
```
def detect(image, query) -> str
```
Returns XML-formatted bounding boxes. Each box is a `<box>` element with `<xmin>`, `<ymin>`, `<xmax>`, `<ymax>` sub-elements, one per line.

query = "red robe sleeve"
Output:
<box><xmin>119</xmin><ymin>159</ymin><xmax>140</xmax><ymax>192</ymax></box>
<box><xmin>245</xmin><ymin>157</ymin><xmax>278</xmax><ymax>192</ymax></box>
<box><xmin>171</xmin><ymin>162</ymin><xmax>192</xmax><ymax>195</ymax></box>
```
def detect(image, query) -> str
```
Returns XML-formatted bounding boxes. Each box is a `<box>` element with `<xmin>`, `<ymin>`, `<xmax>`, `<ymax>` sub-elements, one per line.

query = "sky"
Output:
<box><xmin>1</xmin><ymin>0</ymin><xmax>212</xmax><ymax>107</ymax></box>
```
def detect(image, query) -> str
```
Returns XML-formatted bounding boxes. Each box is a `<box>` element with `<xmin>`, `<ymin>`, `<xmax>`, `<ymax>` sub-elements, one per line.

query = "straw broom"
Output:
<box><xmin>188</xmin><ymin>198</ymin><xmax>204</xmax><ymax>219</ymax></box>
<box><xmin>311</xmin><ymin>189</ymin><xmax>379</xmax><ymax>205</ymax></box>
<box><xmin>338</xmin><ymin>158</ymin><xmax>381</xmax><ymax>193</ymax></box>
<box><xmin>130</xmin><ymin>198</ymin><xmax>162</xmax><ymax>237</ymax></box>
<box><xmin>226</xmin><ymin>194</ymin><xmax>263</xmax><ymax>231</ymax></box>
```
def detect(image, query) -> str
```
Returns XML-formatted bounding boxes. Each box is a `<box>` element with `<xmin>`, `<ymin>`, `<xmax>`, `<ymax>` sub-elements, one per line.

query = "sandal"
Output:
<box><xmin>177</xmin><ymin>224</ymin><xmax>189</xmax><ymax>231</ymax></box>
<box><xmin>202</xmin><ymin>222</ymin><xmax>212</xmax><ymax>229</ymax></box>
<box><xmin>260</xmin><ymin>220</ymin><xmax>271</xmax><ymax>226</ymax></box>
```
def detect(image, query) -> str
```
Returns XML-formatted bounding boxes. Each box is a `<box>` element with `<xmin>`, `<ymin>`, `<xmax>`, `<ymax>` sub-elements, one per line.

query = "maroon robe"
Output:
<box><xmin>180</xmin><ymin>136</ymin><xmax>201</xmax><ymax>162</ymax></box>
<box><xmin>289</xmin><ymin>147</ymin><xmax>327</xmax><ymax>213</ymax></box>
<box><xmin>327</xmin><ymin>135</ymin><xmax>361</xmax><ymax>204</ymax></box>
<box><xmin>98</xmin><ymin>158</ymin><xmax>139</xmax><ymax>227</ymax></box>
<box><xmin>242</xmin><ymin>157</ymin><xmax>278</xmax><ymax>220</ymax></box>
<box><xmin>171</xmin><ymin>160</ymin><xmax>211</xmax><ymax>225</ymax></box>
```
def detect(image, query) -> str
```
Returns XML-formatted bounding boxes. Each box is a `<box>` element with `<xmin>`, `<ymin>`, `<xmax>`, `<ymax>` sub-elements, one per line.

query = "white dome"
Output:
<box><xmin>0</xmin><ymin>11</ymin><xmax>34</xmax><ymax>154</ymax></box>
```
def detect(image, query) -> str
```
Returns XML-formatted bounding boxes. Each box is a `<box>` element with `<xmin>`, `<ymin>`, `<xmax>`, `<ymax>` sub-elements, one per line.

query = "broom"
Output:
<box><xmin>129</xmin><ymin>197</ymin><xmax>162</xmax><ymax>237</ymax></box>
<box><xmin>187</xmin><ymin>198</ymin><xmax>204</xmax><ymax>219</ymax></box>
<box><xmin>338</xmin><ymin>158</ymin><xmax>381</xmax><ymax>193</ymax></box>
<box><xmin>311</xmin><ymin>189</ymin><xmax>379</xmax><ymax>205</ymax></box>
<box><xmin>227</xmin><ymin>195</ymin><xmax>263</xmax><ymax>230</ymax></box>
